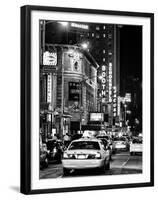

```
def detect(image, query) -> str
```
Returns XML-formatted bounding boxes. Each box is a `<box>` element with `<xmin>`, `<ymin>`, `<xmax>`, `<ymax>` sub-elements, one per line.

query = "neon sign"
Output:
<box><xmin>47</xmin><ymin>74</ymin><xmax>52</xmax><ymax>103</ymax></box>
<box><xmin>113</xmin><ymin>86</ymin><xmax>117</xmax><ymax>117</ymax></box>
<box><xmin>43</xmin><ymin>51</ymin><xmax>57</xmax><ymax>66</ymax></box>
<box><xmin>101</xmin><ymin>65</ymin><xmax>107</xmax><ymax>104</ymax></box>
<box><xmin>108</xmin><ymin>62</ymin><xmax>113</xmax><ymax>103</ymax></box>
<box><xmin>71</xmin><ymin>23</ymin><xmax>89</xmax><ymax>30</ymax></box>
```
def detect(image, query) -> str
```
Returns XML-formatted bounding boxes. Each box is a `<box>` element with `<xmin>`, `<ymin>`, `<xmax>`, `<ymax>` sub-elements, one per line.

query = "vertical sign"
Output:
<box><xmin>101</xmin><ymin>65</ymin><xmax>107</xmax><ymax>104</ymax></box>
<box><xmin>47</xmin><ymin>74</ymin><xmax>52</xmax><ymax>103</ymax></box>
<box><xmin>108</xmin><ymin>62</ymin><xmax>113</xmax><ymax>103</ymax></box>
<box><xmin>113</xmin><ymin>86</ymin><xmax>117</xmax><ymax>117</ymax></box>
<box><xmin>117</xmin><ymin>96</ymin><xmax>121</xmax><ymax>116</ymax></box>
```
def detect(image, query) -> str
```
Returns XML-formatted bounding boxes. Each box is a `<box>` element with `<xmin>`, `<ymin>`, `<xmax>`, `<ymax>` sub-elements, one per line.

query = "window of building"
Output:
<box><xmin>103</xmin><ymin>58</ymin><xmax>105</xmax><ymax>62</ymax></box>
<box><xmin>103</xmin><ymin>26</ymin><xmax>106</xmax><ymax>30</ymax></box>
<box><xmin>92</xmin><ymin>33</ymin><xmax>95</xmax><ymax>37</ymax></box>
<box><xmin>96</xmin><ymin>26</ymin><xmax>100</xmax><ymax>30</ymax></box>
<box><xmin>96</xmin><ymin>34</ymin><xmax>100</xmax><ymax>39</ymax></box>
<box><xmin>103</xmin><ymin>34</ymin><xmax>106</xmax><ymax>38</ymax></box>
<box><xmin>108</xmin><ymin>42</ymin><xmax>112</xmax><ymax>48</ymax></box>
<box><xmin>108</xmin><ymin>52</ymin><xmax>112</xmax><ymax>55</ymax></box>
<box><xmin>108</xmin><ymin>34</ymin><xmax>112</xmax><ymax>39</ymax></box>
<box><xmin>103</xmin><ymin>49</ymin><xmax>106</xmax><ymax>54</ymax></box>
<box><xmin>109</xmin><ymin>62</ymin><xmax>112</xmax><ymax>67</ymax></box>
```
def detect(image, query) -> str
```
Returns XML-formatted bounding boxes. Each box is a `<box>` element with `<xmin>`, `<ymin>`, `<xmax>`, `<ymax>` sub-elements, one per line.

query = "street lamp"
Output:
<box><xmin>81</xmin><ymin>42</ymin><xmax>89</xmax><ymax>49</ymax></box>
<box><xmin>124</xmin><ymin>104</ymin><xmax>127</xmax><ymax>127</ymax></box>
<box><xmin>58</xmin><ymin>21</ymin><xmax>69</xmax><ymax>26</ymax></box>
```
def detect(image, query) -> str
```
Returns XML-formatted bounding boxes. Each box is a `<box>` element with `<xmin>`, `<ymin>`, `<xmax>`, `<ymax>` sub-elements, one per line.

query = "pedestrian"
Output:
<box><xmin>52</xmin><ymin>134</ymin><xmax>57</xmax><ymax>141</ymax></box>
<box><xmin>63</xmin><ymin>133</ymin><xmax>71</xmax><ymax>148</ymax></box>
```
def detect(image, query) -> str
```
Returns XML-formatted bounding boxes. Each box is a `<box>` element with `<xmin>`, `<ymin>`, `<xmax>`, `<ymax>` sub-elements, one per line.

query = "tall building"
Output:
<box><xmin>85</xmin><ymin>23</ymin><xmax>121</xmax><ymax>126</ymax></box>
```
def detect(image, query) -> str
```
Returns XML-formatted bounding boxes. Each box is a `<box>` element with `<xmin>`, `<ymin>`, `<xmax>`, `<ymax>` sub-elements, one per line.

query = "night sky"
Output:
<box><xmin>120</xmin><ymin>25</ymin><xmax>142</xmax><ymax>80</ymax></box>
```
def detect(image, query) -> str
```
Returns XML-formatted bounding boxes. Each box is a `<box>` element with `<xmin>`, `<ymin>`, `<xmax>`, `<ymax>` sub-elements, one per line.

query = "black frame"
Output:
<box><xmin>20</xmin><ymin>5</ymin><xmax>154</xmax><ymax>194</ymax></box>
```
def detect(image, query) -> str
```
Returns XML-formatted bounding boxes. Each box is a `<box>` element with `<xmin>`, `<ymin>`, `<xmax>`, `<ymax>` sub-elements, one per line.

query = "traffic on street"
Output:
<box><xmin>40</xmin><ymin>133</ymin><xmax>142</xmax><ymax>179</ymax></box>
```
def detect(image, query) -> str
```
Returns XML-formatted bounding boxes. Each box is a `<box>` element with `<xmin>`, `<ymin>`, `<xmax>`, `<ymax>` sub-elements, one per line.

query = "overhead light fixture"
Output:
<box><xmin>59</xmin><ymin>21</ymin><xmax>68</xmax><ymax>26</ymax></box>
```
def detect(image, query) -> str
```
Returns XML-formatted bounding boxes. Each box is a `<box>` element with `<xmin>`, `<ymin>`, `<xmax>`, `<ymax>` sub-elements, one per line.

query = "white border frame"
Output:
<box><xmin>31</xmin><ymin>10</ymin><xmax>151</xmax><ymax>190</ymax></box>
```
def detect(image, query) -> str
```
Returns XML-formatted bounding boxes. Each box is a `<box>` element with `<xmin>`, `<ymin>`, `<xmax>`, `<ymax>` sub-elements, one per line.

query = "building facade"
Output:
<box><xmin>40</xmin><ymin>44</ymin><xmax>98</xmax><ymax>141</ymax></box>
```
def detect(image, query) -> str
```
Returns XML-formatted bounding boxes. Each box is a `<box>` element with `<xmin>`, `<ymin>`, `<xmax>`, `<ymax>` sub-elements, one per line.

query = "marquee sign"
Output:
<box><xmin>43</xmin><ymin>51</ymin><xmax>57</xmax><ymax>66</ymax></box>
<box><xmin>90</xmin><ymin>113</ymin><xmax>104</xmax><ymax>122</ymax></box>
<box><xmin>70</xmin><ymin>22</ymin><xmax>89</xmax><ymax>30</ymax></box>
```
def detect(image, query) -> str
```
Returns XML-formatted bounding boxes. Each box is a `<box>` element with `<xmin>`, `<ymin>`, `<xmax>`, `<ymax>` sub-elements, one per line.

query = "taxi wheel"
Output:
<box><xmin>100</xmin><ymin>160</ymin><xmax>109</xmax><ymax>174</ymax></box>
<box><xmin>63</xmin><ymin>168</ymin><xmax>69</xmax><ymax>176</ymax></box>
<box><xmin>105</xmin><ymin>161</ymin><xmax>110</xmax><ymax>170</ymax></box>
<box><xmin>100</xmin><ymin>164</ymin><xmax>106</xmax><ymax>174</ymax></box>
<box><xmin>44</xmin><ymin>157</ymin><xmax>49</xmax><ymax>168</ymax></box>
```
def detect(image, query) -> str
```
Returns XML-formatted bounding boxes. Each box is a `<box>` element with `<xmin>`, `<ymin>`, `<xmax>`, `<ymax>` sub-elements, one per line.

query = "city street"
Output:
<box><xmin>40</xmin><ymin>151</ymin><xmax>142</xmax><ymax>179</ymax></box>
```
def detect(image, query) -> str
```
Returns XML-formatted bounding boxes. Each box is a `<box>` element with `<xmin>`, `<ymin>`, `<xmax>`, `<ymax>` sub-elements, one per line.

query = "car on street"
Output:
<box><xmin>96</xmin><ymin>135</ymin><xmax>112</xmax><ymax>160</ymax></box>
<box><xmin>40</xmin><ymin>143</ymin><xmax>49</xmax><ymax>169</ymax></box>
<box><xmin>46</xmin><ymin>140</ymin><xmax>64</xmax><ymax>163</ymax></box>
<box><xmin>112</xmin><ymin>137</ymin><xmax>129</xmax><ymax>153</ymax></box>
<box><xmin>62</xmin><ymin>137</ymin><xmax>110</xmax><ymax>175</ymax></box>
<box><xmin>130</xmin><ymin>137</ymin><xmax>143</xmax><ymax>155</ymax></box>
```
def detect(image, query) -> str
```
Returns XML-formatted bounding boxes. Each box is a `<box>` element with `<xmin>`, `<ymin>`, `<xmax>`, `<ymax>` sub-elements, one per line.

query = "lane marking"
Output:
<box><xmin>57</xmin><ymin>175</ymin><xmax>63</xmax><ymax>178</ymax></box>
<box><xmin>121</xmin><ymin>156</ymin><xmax>130</xmax><ymax>168</ymax></box>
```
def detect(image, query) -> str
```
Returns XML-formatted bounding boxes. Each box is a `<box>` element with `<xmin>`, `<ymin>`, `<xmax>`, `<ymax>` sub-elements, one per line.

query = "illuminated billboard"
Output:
<box><xmin>43</xmin><ymin>51</ymin><xmax>57</xmax><ymax>66</ymax></box>
<box><xmin>90</xmin><ymin>113</ymin><xmax>104</xmax><ymax>122</ymax></box>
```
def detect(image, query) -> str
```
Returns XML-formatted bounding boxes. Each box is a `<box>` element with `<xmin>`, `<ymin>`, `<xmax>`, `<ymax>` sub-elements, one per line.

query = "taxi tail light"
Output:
<box><xmin>88</xmin><ymin>152</ymin><xmax>101</xmax><ymax>159</ymax></box>
<box><xmin>63</xmin><ymin>153</ymin><xmax>75</xmax><ymax>159</ymax></box>
<box><xmin>63</xmin><ymin>152</ymin><xmax>69</xmax><ymax>159</ymax></box>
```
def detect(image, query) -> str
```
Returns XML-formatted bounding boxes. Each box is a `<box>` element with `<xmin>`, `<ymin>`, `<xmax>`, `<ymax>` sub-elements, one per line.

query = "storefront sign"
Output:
<box><xmin>43</xmin><ymin>51</ymin><xmax>57</xmax><ymax>66</ymax></box>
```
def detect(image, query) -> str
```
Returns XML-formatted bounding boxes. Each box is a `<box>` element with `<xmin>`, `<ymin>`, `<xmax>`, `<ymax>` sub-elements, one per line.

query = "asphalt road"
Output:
<box><xmin>40</xmin><ymin>151</ymin><xmax>142</xmax><ymax>179</ymax></box>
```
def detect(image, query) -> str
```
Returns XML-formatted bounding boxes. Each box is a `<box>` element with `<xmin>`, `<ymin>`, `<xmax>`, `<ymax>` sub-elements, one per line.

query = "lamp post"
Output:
<box><xmin>124</xmin><ymin>104</ymin><xmax>127</xmax><ymax>130</ymax></box>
